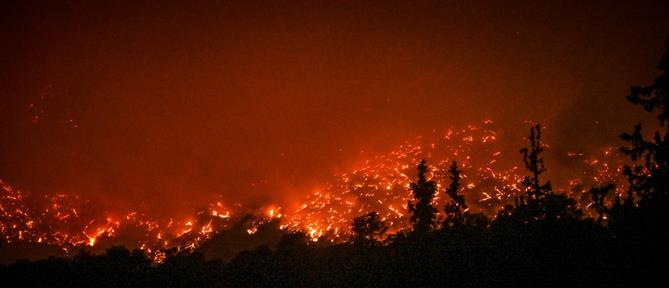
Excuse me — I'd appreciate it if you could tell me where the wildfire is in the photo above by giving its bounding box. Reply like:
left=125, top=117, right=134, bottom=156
left=0, top=120, right=628, bottom=260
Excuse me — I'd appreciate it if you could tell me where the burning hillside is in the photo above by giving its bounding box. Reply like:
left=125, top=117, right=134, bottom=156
left=1, top=120, right=627, bottom=262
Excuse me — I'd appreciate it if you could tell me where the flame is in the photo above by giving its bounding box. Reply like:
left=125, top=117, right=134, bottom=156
left=0, top=120, right=628, bottom=261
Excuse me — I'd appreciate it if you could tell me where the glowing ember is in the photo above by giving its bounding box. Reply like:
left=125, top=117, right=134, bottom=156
left=0, top=120, right=627, bottom=259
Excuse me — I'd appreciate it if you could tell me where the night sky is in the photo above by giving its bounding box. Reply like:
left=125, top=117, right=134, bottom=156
left=1, top=0, right=667, bottom=218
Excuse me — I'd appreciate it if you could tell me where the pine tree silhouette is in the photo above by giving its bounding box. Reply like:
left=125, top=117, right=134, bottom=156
left=613, top=38, right=669, bottom=238
left=444, top=161, right=467, bottom=229
left=513, top=124, right=581, bottom=222
left=520, top=124, right=552, bottom=201
left=620, top=38, right=669, bottom=205
left=408, top=159, right=438, bottom=237
left=514, top=124, right=552, bottom=221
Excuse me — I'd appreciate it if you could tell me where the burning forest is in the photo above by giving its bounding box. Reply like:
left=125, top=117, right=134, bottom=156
left=1, top=1, right=668, bottom=286
left=1, top=119, right=629, bottom=263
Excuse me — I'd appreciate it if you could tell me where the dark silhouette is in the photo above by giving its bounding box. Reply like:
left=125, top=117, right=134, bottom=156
left=408, top=159, right=438, bottom=237
left=590, top=184, right=614, bottom=224
left=519, top=124, right=552, bottom=213
left=618, top=38, right=669, bottom=214
left=508, top=124, right=581, bottom=223
left=444, top=161, right=467, bottom=229
left=351, top=211, right=387, bottom=246
left=608, top=39, right=669, bottom=281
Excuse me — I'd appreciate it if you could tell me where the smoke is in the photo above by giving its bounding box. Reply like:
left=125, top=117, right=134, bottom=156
left=1, top=1, right=667, bottom=220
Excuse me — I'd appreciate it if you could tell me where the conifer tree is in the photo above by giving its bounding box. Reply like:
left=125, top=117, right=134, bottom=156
left=613, top=39, right=669, bottom=234
left=620, top=38, right=669, bottom=205
left=408, top=159, right=438, bottom=236
left=520, top=124, right=552, bottom=201
left=444, top=161, right=467, bottom=228
left=515, top=124, right=580, bottom=222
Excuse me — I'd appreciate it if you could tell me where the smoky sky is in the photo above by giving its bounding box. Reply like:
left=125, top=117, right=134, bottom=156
left=1, top=0, right=667, bottom=217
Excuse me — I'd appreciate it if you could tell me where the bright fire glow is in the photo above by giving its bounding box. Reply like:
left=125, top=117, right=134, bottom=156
left=0, top=120, right=627, bottom=260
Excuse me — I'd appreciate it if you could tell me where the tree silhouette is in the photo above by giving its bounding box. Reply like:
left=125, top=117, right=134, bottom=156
left=351, top=211, right=387, bottom=246
left=512, top=124, right=581, bottom=222
left=408, top=159, right=438, bottom=237
left=590, top=184, right=614, bottom=225
left=520, top=124, right=552, bottom=201
left=512, top=124, right=552, bottom=221
left=613, top=38, right=669, bottom=239
left=276, top=231, right=309, bottom=252
left=444, top=161, right=467, bottom=229
left=620, top=38, right=669, bottom=207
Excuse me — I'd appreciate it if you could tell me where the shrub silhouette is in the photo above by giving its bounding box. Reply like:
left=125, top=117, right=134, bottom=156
left=351, top=211, right=387, bottom=246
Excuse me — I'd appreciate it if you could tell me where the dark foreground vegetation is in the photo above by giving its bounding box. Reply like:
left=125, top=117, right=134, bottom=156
left=1, top=40, right=668, bottom=287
